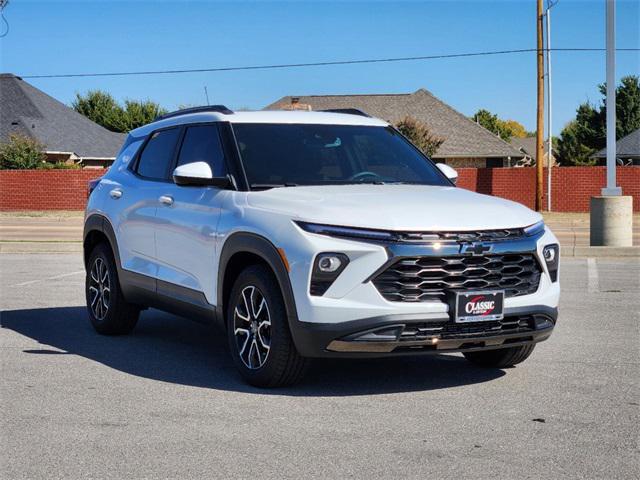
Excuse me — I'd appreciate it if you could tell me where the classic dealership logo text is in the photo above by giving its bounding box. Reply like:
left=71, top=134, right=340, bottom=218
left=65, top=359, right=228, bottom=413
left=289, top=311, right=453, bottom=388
left=465, top=296, right=496, bottom=315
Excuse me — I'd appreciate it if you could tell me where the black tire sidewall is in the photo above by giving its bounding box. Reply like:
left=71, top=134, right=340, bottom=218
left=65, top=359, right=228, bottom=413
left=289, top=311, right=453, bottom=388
left=226, top=265, right=294, bottom=386
left=85, top=243, right=137, bottom=335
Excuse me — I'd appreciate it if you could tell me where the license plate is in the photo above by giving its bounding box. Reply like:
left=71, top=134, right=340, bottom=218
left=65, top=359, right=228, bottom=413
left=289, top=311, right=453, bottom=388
left=454, top=291, right=504, bottom=323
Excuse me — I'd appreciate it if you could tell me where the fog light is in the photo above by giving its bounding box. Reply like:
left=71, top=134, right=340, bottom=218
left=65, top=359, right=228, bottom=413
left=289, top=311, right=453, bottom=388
left=542, top=244, right=559, bottom=283
left=543, top=246, right=556, bottom=262
left=310, top=253, right=350, bottom=296
left=318, top=254, right=342, bottom=273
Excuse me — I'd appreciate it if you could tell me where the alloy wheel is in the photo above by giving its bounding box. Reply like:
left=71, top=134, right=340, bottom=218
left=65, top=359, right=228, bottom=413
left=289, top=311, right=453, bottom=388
left=88, top=257, right=110, bottom=321
left=233, top=285, right=272, bottom=369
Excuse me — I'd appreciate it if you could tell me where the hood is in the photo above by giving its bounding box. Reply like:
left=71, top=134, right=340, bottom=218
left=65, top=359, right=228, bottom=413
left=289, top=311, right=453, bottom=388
left=247, top=184, right=541, bottom=231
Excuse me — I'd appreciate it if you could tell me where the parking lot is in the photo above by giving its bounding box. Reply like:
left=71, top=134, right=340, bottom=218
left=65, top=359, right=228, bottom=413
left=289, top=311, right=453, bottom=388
left=1, top=253, right=638, bottom=479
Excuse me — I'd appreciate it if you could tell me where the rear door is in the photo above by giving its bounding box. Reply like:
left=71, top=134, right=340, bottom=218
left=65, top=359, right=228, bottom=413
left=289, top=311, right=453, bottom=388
left=154, top=123, right=230, bottom=304
left=115, top=127, right=182, bottom=279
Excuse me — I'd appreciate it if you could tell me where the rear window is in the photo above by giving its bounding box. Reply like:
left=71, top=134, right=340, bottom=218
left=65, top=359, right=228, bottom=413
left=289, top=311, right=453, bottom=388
left=136, top=128, right=181, bottom=180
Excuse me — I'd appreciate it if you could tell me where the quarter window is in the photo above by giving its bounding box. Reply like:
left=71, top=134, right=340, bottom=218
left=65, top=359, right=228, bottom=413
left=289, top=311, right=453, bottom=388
left=136, top=128, right=181, bottom=180
left=176, top=125, right=227, bottom=177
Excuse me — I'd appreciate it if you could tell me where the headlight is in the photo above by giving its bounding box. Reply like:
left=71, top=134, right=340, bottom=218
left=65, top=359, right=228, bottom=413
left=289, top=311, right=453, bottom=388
left=295, top=221, right=395, bottom=242
left=310, top=253, right=350, bottom=296
left=524, top=220, right=545, bottom=236
left=543, top=244, right=559, bottom=282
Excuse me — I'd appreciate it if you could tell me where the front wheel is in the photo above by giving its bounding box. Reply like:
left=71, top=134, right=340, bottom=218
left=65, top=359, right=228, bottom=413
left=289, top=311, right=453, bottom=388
left=463, top=344, right=535, bottom=368
left=226, top=265, right=309, bottom=387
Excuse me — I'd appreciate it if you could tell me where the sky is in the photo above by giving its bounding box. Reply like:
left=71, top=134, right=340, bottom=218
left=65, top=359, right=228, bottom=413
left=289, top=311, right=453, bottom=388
left=1, top=0, right=638, bottom=135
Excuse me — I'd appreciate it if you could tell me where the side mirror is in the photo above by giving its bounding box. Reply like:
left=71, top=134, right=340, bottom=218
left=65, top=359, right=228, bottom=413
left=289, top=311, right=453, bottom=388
left=172, top=161, right=229, bottom=187
left=436, top=163, right=458, bottom=185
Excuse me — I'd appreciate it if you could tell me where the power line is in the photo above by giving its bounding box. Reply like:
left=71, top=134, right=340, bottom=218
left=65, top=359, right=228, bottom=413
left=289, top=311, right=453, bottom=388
left=20, top=47, right=640, bottom=80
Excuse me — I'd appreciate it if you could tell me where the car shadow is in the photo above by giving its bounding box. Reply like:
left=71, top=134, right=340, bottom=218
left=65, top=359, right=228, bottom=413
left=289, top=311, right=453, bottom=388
left=1, top=306, right=504, bottom=396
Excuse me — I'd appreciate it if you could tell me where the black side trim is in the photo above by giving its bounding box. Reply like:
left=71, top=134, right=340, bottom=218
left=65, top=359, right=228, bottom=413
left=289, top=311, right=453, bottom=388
left=217, top=232, right=298, bottom=332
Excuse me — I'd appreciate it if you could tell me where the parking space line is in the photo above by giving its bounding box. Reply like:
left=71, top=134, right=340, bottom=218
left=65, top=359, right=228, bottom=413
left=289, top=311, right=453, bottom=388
left=11, top=270, right=85, bottom=287
left=587, top=258, right=599, bottom=293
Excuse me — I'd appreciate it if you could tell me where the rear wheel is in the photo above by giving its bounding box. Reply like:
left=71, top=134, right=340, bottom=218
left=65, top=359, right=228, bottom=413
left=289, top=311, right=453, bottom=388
left=227, top=265, right=309, bottom=387
left=86, top=243, right=140, bottom=335
left=463, top=344, right=535, bottom=368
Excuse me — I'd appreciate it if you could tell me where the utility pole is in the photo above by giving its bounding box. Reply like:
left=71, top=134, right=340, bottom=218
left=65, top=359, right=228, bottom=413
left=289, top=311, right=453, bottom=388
left=536, top=0, right=545, bottom=211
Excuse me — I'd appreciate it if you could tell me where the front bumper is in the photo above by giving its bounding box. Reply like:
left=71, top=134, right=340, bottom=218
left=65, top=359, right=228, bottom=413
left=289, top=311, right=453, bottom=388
left=290, top=305, right=557, bottom=358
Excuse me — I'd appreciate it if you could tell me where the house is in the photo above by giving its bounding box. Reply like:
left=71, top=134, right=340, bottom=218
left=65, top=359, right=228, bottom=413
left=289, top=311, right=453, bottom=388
left=594, top=129, right=640, bottom=166
left=265, top=89, right=524, bottom=168
left=0, top=73, right=124, bottom=167
left=509, top=137, right=557, bottom=167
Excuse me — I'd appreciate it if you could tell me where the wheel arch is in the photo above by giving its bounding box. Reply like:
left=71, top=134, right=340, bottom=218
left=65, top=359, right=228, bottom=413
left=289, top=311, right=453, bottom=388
left=83, top=214, right=121, bottom=272
left=217, top=232, right=298, bottom=332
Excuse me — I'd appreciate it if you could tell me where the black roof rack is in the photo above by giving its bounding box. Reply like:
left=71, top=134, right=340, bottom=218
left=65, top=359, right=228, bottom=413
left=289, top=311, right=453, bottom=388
left=319, top=108, right=370, bottom=118
left=155, top=105, right=234, bottom=121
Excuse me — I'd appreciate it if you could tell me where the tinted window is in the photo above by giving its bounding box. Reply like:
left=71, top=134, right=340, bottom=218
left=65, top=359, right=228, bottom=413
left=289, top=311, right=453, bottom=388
left=232, top=124, right=450, bottom=189
left=136, top=128, right=181, bottom=180
left=176, top=125, right=227, bottom=176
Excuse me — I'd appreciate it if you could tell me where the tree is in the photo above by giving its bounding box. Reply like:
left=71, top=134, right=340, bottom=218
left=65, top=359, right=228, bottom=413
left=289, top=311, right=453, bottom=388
left=557, top=75, right=640, bottom=165
left=0, top=134, right=46, bottom=169
left=471, top=109, right=528, bottom=141
left=73, top=90, right=167, bottom=133
left=395, top=116, right=444, bottom=157
left=556, top=121, right=597, bottom=166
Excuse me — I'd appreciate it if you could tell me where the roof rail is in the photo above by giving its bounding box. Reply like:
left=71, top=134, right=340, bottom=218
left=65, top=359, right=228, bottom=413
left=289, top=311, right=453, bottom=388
left=155, top=105, right=234, bottom=121
left=319, top=108, right=371, bottom=118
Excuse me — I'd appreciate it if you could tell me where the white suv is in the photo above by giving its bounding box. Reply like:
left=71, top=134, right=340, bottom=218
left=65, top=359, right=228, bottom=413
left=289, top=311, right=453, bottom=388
left=84, top=106, right=560, bottom=387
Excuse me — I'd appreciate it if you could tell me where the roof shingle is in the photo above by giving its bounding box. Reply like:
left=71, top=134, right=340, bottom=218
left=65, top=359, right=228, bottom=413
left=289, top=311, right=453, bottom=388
left=265, top=89, right=523, bottom=159
left=594, top=129, right=640, bottom=159
left=0, top=73, right=125, bottom=158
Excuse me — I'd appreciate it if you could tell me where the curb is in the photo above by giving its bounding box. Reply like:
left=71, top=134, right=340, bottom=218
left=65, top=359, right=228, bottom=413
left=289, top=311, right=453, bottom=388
left=0, top=242, right=82, bottom=253
left=561, top=245, right=640, bottom=258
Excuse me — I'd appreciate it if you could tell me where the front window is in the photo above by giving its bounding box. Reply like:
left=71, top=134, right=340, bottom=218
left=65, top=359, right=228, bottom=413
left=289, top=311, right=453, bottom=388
left=232, top=124, right=450, bottom=189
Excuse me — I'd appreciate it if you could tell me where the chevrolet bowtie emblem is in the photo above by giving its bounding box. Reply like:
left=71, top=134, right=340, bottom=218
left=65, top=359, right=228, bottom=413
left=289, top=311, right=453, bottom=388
left=462, top=242, right=492, bottom=256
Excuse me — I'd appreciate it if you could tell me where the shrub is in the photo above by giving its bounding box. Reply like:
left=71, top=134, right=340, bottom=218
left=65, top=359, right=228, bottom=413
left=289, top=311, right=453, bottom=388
left=0, top=134, right=47, bottom=169
left=395, top=116, right=445, bottom=157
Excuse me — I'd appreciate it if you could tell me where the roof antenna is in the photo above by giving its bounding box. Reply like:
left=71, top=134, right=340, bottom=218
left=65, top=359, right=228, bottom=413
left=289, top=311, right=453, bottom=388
left=204, top=86, right=210, bottom=106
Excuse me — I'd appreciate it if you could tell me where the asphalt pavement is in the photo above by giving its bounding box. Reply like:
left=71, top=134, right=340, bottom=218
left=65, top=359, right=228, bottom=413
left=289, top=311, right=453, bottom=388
left=1, top=253, right=638, bottom=479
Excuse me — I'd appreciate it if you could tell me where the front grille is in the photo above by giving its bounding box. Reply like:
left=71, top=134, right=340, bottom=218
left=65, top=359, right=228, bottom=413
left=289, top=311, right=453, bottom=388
left=399, top=316, right=536, bottom=340
left=372, top=254, right=541, bottom=302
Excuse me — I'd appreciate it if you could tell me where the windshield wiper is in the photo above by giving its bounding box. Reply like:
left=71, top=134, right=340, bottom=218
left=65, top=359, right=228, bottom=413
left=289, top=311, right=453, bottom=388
left=250, top=183, right=299, bottom=190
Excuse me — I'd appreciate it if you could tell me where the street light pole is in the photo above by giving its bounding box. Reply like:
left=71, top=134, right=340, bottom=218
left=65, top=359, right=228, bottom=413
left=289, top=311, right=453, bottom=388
left=544, top=2, right=556, bottom=211
left=535, top=0, right=545, bottom=211
left=602, top=0, right=621, bottom=196
left=590, top=0, right=632, bottom=248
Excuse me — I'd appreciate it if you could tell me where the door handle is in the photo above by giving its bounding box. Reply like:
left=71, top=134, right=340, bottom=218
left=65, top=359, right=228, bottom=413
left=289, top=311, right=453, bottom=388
left=159, top=195, right=174, bottom=206
left=109, top=188, right=123, bottom=199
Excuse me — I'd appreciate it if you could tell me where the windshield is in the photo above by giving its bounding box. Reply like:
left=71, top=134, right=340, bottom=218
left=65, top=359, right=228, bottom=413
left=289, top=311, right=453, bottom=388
left=232, top=124, right=451, bottom=189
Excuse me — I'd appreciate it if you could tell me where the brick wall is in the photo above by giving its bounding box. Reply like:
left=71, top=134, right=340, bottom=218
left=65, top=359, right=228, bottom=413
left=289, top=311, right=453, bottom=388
left=0, top=167, right=638, bottom=212
left=0, top=169, right=106, bottom=210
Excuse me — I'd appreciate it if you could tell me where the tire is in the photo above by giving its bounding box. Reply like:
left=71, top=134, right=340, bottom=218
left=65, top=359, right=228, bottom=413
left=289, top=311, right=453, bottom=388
left=85, top=242, right=140, bottom=335
left=226, top=265, right=309, bottom=387
left=463, top=344, right=536, bottom=368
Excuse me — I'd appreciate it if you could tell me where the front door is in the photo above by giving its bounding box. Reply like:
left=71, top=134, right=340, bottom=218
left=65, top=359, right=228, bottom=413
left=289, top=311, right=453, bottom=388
left=155, top=124, right=230, bottom=305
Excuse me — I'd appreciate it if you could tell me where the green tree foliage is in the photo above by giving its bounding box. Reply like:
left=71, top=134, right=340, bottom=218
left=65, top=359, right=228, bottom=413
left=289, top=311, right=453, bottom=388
left=471, top=109, right=528, bottom=141
left=395, top=116, right=445, bottom=157
left=0, top=134, right=46, bottom=169
left=557, top=75, right=640, bottom=166
left=72, top=90, right=167, bottom=133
